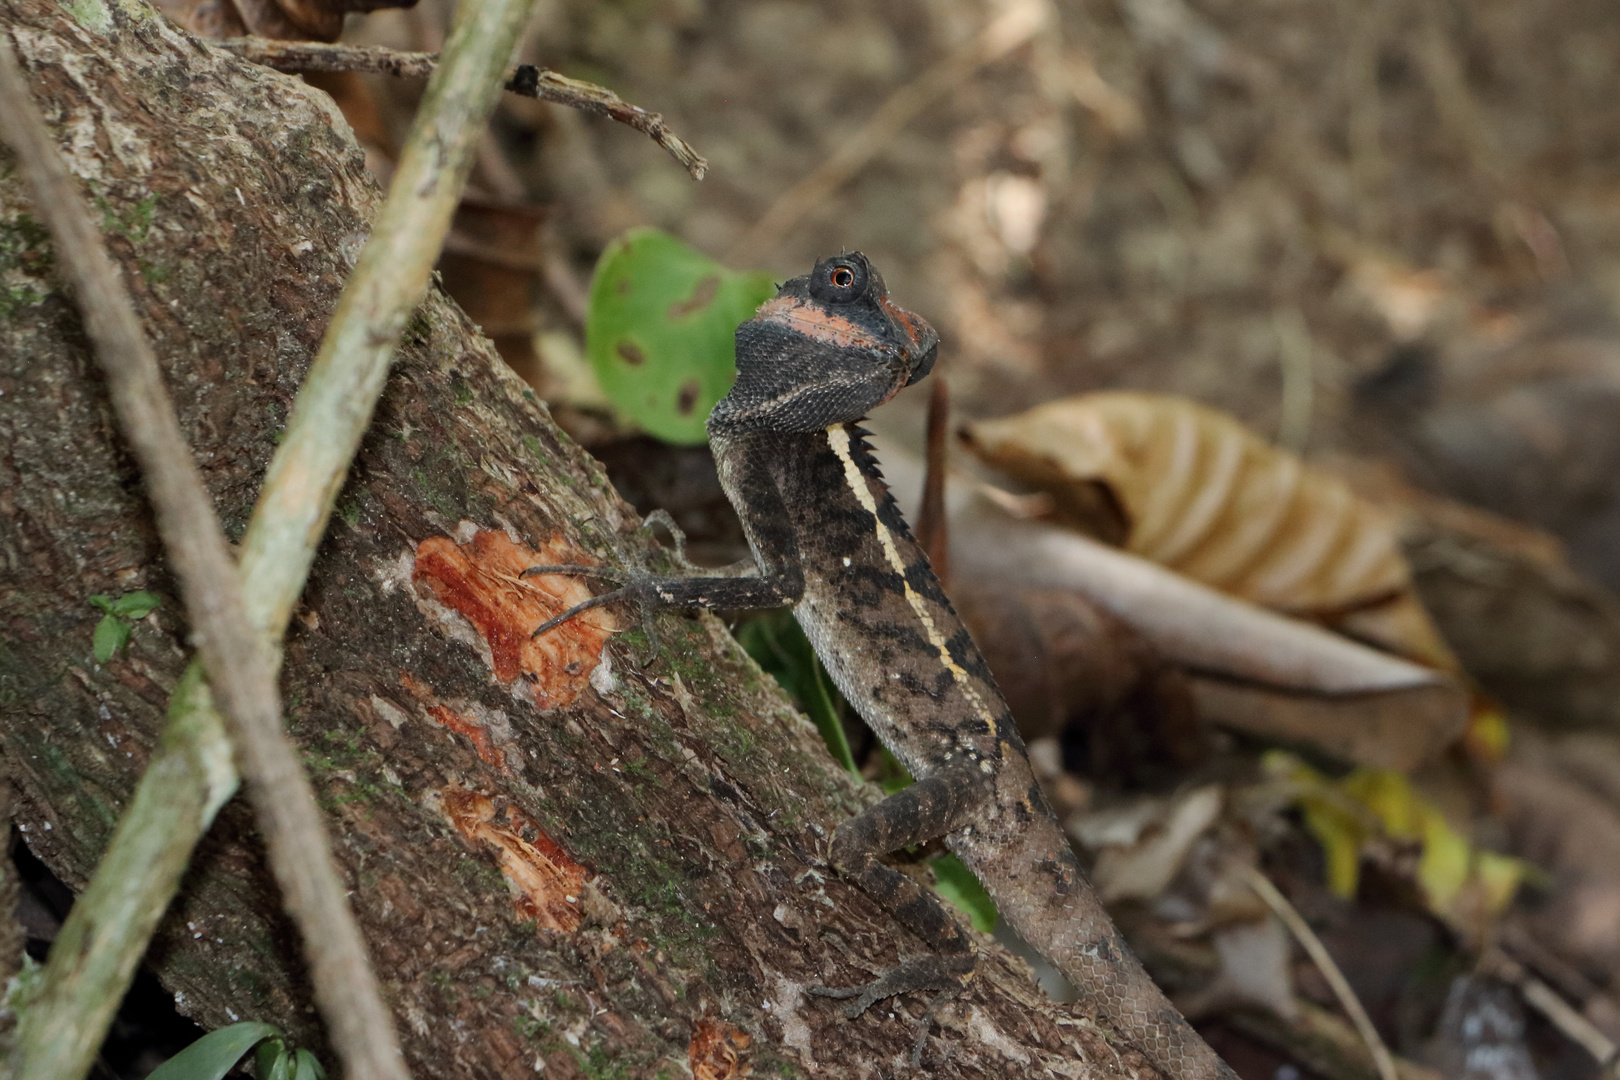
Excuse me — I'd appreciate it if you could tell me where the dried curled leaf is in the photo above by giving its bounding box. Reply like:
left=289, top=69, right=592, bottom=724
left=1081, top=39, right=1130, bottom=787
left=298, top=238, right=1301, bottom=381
left=963, top=392, right=1457, bottom=667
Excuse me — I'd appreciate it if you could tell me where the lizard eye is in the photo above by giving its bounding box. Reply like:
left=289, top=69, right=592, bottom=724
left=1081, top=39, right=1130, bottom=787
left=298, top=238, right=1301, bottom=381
left=809, top=256, right=869, bottom=303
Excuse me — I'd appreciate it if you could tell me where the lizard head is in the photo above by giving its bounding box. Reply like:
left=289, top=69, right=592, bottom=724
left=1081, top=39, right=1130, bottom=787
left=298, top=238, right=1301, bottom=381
left=708, top=252, right=939, bottom=435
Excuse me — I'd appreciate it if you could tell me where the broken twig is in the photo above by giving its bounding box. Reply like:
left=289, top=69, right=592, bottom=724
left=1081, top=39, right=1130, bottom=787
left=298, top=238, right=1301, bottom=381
left=216, top=38, right=708, bottom=180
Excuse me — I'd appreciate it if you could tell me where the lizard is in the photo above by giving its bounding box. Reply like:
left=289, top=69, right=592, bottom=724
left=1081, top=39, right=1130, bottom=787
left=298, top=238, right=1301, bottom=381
left=528, top=252, right=1238, bottom=1080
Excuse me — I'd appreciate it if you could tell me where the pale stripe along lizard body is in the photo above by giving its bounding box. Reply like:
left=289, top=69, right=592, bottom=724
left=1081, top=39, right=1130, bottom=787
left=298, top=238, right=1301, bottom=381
left=531, top=253, right=1236, bottom=1079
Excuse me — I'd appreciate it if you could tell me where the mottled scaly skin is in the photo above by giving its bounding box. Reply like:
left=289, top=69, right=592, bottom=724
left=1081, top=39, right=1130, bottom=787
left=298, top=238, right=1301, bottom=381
left=713, top=423, right=1235, bottom=1080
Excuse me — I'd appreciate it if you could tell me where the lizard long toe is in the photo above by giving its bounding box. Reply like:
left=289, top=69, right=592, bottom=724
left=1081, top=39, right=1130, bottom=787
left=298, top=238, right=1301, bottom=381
left=808, top=952, right=975, bottom=1019
left=810, top=955, right=973, bottom=1068
left=530, top=590, right=627, bottom=639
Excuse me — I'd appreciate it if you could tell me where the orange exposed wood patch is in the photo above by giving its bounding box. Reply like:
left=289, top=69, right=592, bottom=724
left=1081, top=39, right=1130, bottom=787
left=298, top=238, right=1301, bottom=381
left=440, top=785, right=586, bottom=932
left=413, top=529, right=618, bottom=707
left=688, top=1018, right=751, bottom=1080
left=427, top=705, right=505, bottom=772
left=398, top=674, right=517, bottom=773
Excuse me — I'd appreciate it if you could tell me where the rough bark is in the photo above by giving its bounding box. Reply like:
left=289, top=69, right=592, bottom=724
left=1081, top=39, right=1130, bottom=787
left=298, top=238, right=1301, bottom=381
left=0, top=2, right=1143, bottom=1077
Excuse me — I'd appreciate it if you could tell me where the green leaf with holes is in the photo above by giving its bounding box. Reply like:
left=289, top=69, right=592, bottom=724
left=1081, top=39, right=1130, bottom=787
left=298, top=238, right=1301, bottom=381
left=586, top=227, right=776, bottom=445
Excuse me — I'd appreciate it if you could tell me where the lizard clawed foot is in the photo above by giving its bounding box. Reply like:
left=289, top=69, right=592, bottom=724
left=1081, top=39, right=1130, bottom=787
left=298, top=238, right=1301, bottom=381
left=523, top=510, right=692, bottom=644
left=528, top=589, right=629, bottom=639
left=809, top=953, right=973, bottom=1066
left=524, top=564, right=639, bottom=639
left=525, top=567, right=664, bottom=663
left=523, top=564, right=625, bottom=638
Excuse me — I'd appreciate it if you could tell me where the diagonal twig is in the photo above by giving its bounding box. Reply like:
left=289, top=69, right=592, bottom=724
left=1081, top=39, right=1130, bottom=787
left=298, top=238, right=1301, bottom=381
left=1243, top=864, right=1400, bottom=1080
left=1, top=0, right=540, bottom=1074
left=216, top=38, right=707, bottom=180
left=0, top=36, right=407, bottom=1080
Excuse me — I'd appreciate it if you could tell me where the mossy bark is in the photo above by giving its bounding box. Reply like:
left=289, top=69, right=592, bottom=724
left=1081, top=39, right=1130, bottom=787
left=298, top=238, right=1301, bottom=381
left=0, top=2, right=1138, bottom=1076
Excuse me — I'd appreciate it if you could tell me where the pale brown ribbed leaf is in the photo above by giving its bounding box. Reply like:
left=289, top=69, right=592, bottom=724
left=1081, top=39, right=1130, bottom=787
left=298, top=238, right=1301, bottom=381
left=962, top=392, right=1457, bottom=668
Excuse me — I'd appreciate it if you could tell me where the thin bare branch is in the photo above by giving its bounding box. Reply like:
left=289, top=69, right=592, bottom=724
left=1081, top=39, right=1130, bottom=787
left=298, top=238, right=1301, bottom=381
left=216, top=38, right=708, bottom=180
left=1244, top=865, right=1400, bottom=1080
left=0, top=35, right=406, bottom=1080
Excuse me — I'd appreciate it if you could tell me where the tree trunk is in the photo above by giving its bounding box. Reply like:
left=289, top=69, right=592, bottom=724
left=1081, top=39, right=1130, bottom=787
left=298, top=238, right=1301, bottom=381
left=0, top=3, right=1141, bottom=1076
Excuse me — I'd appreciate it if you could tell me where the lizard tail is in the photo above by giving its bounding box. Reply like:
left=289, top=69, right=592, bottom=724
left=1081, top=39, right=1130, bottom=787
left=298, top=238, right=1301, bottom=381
left=953, top=821, right=1239, bottom=1080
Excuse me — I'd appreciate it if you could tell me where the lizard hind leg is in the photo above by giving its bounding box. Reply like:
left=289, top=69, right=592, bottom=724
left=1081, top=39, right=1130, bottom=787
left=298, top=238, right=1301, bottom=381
left=809, top=762, right=993, bottom=1062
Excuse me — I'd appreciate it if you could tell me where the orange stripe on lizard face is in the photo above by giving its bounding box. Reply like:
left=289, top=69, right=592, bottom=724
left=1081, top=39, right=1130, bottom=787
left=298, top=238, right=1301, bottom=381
left=754, top=295, right=889, bottom=352
left=878, top=295, right=936, bottom=354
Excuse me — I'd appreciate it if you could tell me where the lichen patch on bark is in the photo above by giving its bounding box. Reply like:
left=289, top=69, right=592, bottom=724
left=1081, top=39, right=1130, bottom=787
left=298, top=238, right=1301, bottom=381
left=412, top=528, right=618, bottom=707
left=437, top=785, right=588, bottom=933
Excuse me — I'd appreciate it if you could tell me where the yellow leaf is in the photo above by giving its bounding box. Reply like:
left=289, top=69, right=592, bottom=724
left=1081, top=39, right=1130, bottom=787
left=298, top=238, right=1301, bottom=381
left=1417, top=809, right=1471, bottom=911
left=1278, top=761, right=1530, bottom=933
left=1302, top=801, right=1365, bottom=900
left=1271, top=753, right=1368, bottom=899
left=1463, top=701, right=1512, bottom=763
left=1343, top=769, right=1422, bottom=840
left=1472, top=850, right=1528, bottom=916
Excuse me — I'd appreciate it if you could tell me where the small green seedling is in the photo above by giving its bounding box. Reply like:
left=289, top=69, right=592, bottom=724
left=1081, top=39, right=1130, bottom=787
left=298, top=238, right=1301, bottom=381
left=586, top=227, right=775, bottom=444
left=88, top=590, right=161, bottom=662
left=147, top=1021, right=326, bottom=1080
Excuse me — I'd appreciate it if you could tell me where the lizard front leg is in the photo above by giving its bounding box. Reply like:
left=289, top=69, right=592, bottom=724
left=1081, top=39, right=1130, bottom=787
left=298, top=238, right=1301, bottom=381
left=810, top=758, right=993, bottom=1064
left=526, top=452, right=806, bottom=638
